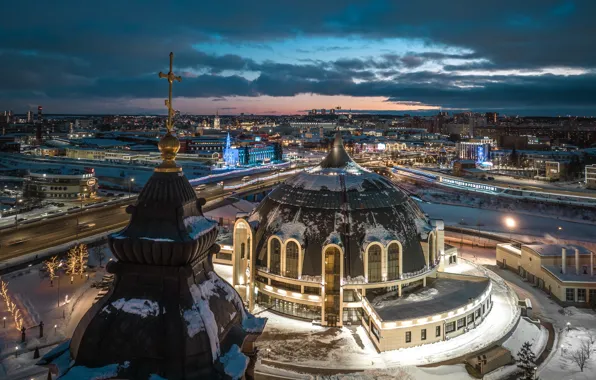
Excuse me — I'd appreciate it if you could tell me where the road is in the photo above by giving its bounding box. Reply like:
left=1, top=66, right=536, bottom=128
left=0, top=176, right=282, bottom=263
left=406, top=165, right=596, bottom=200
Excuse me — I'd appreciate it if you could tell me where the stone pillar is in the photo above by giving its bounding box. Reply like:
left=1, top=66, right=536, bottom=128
left=398, top=284, right=402, bottom=297
left=562, top=248, right=566, bottom=274
left=423, top=277, right=427, bottom=287
left=575, top=248, right=580, bottom=275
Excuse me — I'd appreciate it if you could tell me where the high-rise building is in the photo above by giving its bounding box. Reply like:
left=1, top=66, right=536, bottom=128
left=213, top=110, right=220, bottom=129
left=37, top=106, right=43, bottom=123
left=321, top=109, right=326, bottom=115
left=330, top=109, right=335, bottom=115
left=26, top=110, right=33, bottom=123
left=485, top=112, right=498, bottom=124
left=311, top=109, right=317, bottom=115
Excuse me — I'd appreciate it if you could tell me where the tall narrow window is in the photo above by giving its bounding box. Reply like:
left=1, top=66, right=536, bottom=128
left=286, top=241, right=299, bottom=279
left=368, top=245, right=382, bottom=282
left=240, top=243, right=245, bottom=259
left=270, top=238, right=281, bottom=275
left=387, top=243, right=400, bottom=280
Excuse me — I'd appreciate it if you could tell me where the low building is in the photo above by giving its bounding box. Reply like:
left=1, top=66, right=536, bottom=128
left=453, top=160, right=477, bottom=176
left=586, top=164, right=596, bottom=189
left=545, top=160, right=569, bottom=180
left=497, top=243, right=595, bottom=306
left=23, top=168, right=98, bottom=200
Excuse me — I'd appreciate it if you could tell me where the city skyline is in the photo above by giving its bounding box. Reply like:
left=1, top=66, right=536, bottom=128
left=1, top=1, right=596, bottom=116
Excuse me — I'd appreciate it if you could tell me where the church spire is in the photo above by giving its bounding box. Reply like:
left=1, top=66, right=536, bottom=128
left=156, top=52, right=182, bottom=172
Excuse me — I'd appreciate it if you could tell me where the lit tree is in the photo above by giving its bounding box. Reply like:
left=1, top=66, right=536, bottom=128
left=0, top=280, right=9, bottom=302
left=517, top=341, right=537, bottom=380
left=66, top=246, right=79, bottom=283
left=44, top=256, right=59, bottom=287
left=76, top=243, right=89, bottom=278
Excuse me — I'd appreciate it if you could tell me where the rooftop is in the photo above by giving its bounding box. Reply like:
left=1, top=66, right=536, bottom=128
left=367, top=276, right=490, bottom=322
left=542, top=265, right=596, bottom=282
left=524, top=243, right=592, bottom=257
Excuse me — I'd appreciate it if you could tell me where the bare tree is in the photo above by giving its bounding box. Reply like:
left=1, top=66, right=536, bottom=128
left=77, top=243, right=89, bottom=278
left=581, top=338, right=594, bottom=360
left=92, top=245, right=107, bottom=268
left=570, top=343, right=590, bottom=372
left=44, top=256, right=59, bottom=286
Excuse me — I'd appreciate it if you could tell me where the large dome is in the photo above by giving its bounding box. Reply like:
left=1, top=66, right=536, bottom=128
left=248, top=133, right=432, bottom=278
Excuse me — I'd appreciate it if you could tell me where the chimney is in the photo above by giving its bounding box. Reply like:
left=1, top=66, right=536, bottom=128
left=561, top=248, right=566, bottom=274
left=575, top=248, right=580, bottom=275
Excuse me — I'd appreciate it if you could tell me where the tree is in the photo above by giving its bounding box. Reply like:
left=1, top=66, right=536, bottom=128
left=44, top=256, right=59, bottom=287
left=66, top=246, right=79, bottom=283
left=517, top=341, right=537, bottom=380
left=92, top=245, right=107, bottom=268
left=76, top=243, right=89, bottom=278
left=570, top=344, right=589, bottom=372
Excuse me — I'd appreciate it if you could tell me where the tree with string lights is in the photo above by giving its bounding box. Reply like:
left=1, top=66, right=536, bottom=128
left=44, top=256, right=59, bottom=287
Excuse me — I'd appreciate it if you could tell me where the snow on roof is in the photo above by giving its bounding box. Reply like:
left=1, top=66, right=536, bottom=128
left=37, top=340, right=71, bottom=374
left=219, top=344, right=249, bottom=380
left=103, top=298, right=160, bottom=318
left=324, top=230, right=342, bottom=246
left=275, top=221, right=306, bottom=244
left=525, top=243, right=592, bottom=256
left=188, top=281, right=220, bottom=361
left=362, top=223, right=398, bottom=247
left=542, top=265, right=596, bottom=282
left=183, top=216, right=217, bottom=239
left=140, top=237, right=174, bottom=242
left=242, top=315, right=267, bottom=334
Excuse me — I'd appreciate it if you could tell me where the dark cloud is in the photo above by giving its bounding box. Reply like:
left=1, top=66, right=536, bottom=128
left=1, top=0, right=596, bottom=114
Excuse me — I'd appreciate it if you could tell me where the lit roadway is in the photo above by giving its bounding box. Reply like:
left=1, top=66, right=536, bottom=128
left=0, top=173, right=287, bottom=263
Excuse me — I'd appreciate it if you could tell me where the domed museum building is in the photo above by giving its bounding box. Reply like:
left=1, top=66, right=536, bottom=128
left=232, top=133, right=493, bottom=352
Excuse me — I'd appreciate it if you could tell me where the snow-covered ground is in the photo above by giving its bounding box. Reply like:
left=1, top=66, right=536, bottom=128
left=0, top=244, right=114, bottom=378
left=541, top=326, right=596, bottom=380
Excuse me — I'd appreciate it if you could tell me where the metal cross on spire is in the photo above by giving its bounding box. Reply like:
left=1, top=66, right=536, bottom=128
left=158, top=52, right=182, bottom=132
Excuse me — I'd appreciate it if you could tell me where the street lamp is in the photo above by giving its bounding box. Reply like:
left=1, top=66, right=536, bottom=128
left=129, top=178, right=135, bottom=198
left=504, top=217, right=516, bottom=242
left=14, top=197, right=23, bottom=228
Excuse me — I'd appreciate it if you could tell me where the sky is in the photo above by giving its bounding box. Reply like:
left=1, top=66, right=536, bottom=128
left=1, top=0, right=596, bottom=116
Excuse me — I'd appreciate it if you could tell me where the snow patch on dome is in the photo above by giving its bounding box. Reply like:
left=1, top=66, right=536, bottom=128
left=108, top=298, right=160, bottom=318
left=362, top=223, right=398, bottom=247
left=275, top=221, right=306, bottom=244
left=183, top=216, right=217, bottom=239
left=324, top=230, right=342, bottom=246
left=219, top=344, right=249, bottom=380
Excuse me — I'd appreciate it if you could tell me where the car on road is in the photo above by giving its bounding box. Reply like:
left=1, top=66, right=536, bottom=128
left=196, top=184, right=206, bottom=191
left=242, top=176, right=251, bottom=182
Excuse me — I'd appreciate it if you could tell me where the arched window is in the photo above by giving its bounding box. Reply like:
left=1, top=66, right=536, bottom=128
left=270, top=238, right=281, bottom=275
left=387, top=243, right=400, bottom=280
left=368, top=245, right=382, bottom=282
left=285, top=241, right=299, bottom=279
